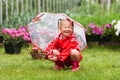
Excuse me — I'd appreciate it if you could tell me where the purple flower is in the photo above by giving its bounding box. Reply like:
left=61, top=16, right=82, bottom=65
left=18, top=26, right=27, bottom=32
left=92, top=26, right=104, bottom=35
left=6, top=28, right=17, bottom=38
left=98, top=27, right=104, bottom=35
left=88, top=23, right=96, bottom=29
left=2, top=27, right=8, bottom=34
left=92, top=26, right=99, bottom=34
left=23, top=33, right=30, bottom=41
left=106, top=24, right=112, bottom=29
left=16, top=30, right=23, bottom=37
left=1, top=26, right=30, bottom=44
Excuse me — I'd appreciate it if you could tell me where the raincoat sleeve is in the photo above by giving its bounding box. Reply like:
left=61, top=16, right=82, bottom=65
left=45, top=38, right=59, bottom=58
left=58, top=37, right=80, bottom=62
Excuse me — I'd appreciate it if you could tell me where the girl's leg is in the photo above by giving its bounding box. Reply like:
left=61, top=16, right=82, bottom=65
left=70, top=49, right=82, bottom=71
left=50, top=49, right=64, bottom=70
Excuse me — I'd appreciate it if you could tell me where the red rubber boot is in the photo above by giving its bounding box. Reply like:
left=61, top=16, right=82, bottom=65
left=53, top=61, right=64, bottom=70
left=71, top=60, right=80, bottom=72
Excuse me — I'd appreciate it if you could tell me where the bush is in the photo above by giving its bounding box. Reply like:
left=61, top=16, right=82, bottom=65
left=70, top=13, right=120, bottom=42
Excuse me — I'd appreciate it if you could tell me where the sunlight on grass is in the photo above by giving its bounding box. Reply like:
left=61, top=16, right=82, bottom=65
left=0, top=45, right=120, bottom=80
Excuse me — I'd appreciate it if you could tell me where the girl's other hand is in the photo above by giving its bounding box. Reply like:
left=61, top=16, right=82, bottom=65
left=48, top=55, right=57, bottom=62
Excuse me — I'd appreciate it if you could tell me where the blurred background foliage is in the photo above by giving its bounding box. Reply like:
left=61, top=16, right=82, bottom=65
left=1, top=0, right=120, bottom=27
left=0, top=0, right=120, bottom=42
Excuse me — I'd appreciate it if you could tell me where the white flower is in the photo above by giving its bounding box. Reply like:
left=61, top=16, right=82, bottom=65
left=118, top=20, right=120, bottom=23
left=114, top=21, right=120, bottom=36
left=111, top=20, right=116, bottom=25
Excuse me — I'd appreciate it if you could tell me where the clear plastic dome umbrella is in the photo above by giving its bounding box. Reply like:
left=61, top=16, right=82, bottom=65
left=27, top=13, right=87, bottom=52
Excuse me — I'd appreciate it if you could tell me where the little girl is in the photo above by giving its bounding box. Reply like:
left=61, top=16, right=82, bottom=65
left=45, top=19, right=82, bottom=71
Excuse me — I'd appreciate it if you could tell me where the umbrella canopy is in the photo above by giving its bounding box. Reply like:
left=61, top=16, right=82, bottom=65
left=27, top=13, right=87, bottom=51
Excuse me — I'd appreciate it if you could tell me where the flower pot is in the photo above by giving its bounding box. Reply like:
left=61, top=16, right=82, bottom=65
left=0, top=35, right=3, bottom=43
left=4, top=42, right=22, bottom=54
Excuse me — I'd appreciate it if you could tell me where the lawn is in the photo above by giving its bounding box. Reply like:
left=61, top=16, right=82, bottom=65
left=0, top=45, right=120, bottom=80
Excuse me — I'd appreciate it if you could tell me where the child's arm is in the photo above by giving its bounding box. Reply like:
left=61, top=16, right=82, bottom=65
left=45, top=38, right=59, bottom=58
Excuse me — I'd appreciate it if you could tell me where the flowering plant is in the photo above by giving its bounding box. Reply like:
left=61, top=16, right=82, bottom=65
left=1, top=26, right=30, bottom=44
left=111, top=20, right=120, bottom=36
left=87, top=23, right=113, bottom=37
left=86, top=23, right=114, bottom=42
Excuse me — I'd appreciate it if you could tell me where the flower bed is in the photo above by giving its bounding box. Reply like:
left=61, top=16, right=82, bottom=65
left=86, top=20, right=120, bottom=44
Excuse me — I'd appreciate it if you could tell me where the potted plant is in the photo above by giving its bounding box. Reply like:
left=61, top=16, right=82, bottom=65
left=1, top=26, right=30, bottom=54
left=0, top=32, right=4, bottom=43
left=0, top=25, right=4, bottom=43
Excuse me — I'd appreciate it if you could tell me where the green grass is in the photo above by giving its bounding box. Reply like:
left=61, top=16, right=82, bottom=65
left=0, top=45, right=120, bottom=80
left=71, top=13, right=120, bottom=27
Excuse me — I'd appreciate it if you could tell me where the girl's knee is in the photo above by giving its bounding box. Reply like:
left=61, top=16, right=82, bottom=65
left=70, top=49, right=80, bottom=56
left=70, top=49, right=82, bottom=61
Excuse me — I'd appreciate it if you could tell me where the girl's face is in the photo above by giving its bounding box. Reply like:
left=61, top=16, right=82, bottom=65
left=59, top=20, right=73, bottom=38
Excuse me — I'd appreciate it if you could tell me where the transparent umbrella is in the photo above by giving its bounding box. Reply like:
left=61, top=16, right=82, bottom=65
left=27, top=13, right=87, bottom=51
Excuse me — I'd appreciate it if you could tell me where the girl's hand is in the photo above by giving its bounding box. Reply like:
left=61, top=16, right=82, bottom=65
left=48, top=55, right=57, bottom=62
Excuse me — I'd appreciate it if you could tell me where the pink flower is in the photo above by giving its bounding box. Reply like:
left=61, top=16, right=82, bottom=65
left=1, top=26, right=30, bottom=44
left=98, top=27, right=104, bottom=35
left=92, top=26, right=99, bottom=34
left=1, top=27, right=8, bottom=34
left=88, top=23, right=96, bottom=29
left=106, top=24, right=112, bottom=29
left=18, top=26, right=27, bottom=32
left=16, top=30, right=23, bottom=37
left=23, top=33, right=30, bottom=41
left=6, top=28, right=17, bottom=38
left=92, top=26, right=104, bottom=35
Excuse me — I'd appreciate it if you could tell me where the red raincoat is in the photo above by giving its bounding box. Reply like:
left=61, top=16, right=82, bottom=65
left=45, top=33, right=81, bottom=62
